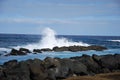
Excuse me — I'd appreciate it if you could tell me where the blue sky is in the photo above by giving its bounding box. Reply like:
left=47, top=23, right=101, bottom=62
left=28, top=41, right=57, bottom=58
left=0, top=0, right=120, bottom=36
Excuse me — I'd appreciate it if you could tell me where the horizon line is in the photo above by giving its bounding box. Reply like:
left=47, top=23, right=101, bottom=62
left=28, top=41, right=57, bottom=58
left=0, top=32, right=119, bottom=37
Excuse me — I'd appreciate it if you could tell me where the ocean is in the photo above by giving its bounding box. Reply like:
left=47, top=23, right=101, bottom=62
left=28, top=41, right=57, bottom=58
left=0, top=33, right=120, bottom=64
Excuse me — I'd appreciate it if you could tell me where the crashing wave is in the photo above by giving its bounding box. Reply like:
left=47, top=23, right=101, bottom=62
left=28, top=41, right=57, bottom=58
left=14, top=27, right=90, bottom=50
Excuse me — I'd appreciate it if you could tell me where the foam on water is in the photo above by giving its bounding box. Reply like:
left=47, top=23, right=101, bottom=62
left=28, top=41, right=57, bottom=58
left=109, top=40, right=120, bottom=42
left=14, top=28, right=89, bottom=50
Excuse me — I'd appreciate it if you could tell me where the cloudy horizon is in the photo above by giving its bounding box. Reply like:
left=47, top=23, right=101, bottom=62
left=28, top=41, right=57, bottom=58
left=0, top=0, right=120, bottom=36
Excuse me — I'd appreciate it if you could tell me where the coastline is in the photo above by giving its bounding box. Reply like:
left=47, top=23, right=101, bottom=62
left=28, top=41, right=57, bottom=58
left=0, top=54, right=120, bottom=80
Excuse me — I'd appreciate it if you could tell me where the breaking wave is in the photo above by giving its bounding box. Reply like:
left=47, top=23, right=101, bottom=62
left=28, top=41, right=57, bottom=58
left=15, top=28, right=90, bottom=50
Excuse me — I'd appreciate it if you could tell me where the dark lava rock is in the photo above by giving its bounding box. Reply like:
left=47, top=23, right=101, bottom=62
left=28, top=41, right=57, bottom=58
left=27, top=59, right=47, bottom=80
left=4, top=60, right=18, bottom=68
left=97, top=54, right=120, bottom=72
left=71, top=54, right=101, bottom=74
left=53, top=46, right=69, bottom=52
left=19, top=48, right=31, bottom=53
left=1, top=54, right=120, bottom=80
left=87, top=45, right=107, bottom=51
left=33, top=49, right=42, bottom=53
left=68, top=46, right=86, bottom=52
left=41, top=48, right=52, bottom=52
left=3, top=60, right=30, bottom=80
left=10, top=49, right=27, bottom=55
left=52, top=45, right=107, bottom=52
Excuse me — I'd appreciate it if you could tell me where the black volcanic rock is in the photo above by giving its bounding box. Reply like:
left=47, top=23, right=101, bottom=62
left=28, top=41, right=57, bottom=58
left=0, top=54, right=120, bottom=80
left=33, top=49, right=42, bottom=53
left=41, top=48, right=52, bottom=52
left=52, top=45, right=107, bottom=52
left=68, top=46, right=86, bottom=52
left=28, top=59, right=47, bottom=80
left=87, top=45, right=107, bottom=51
left=53, top=46, right=69, bottom=52
left=3, top=60, right=30, bottom=80
left=10, top=49, right=27, bottom=55
left=19, top=48, right=31, bottom=53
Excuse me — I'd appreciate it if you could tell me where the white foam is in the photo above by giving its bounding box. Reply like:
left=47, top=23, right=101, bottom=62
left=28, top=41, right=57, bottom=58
left=109, top=40, right=120, bottom=42
left=14, top=27, right=90, bottom=50
left=0, top=48, right=11, bottom=52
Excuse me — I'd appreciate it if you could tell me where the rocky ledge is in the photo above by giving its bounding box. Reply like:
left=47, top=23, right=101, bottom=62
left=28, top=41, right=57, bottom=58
left=0, top=54, right=120, bottom=80
left=8, top=45, right=107, bottom=55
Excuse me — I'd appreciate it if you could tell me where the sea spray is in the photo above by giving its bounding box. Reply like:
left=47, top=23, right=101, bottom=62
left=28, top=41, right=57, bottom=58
left=14, top=27, right=89, bottom=50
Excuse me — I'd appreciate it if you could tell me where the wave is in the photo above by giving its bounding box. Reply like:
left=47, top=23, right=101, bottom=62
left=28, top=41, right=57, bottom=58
left=14, top=27, right=90, bottom=50
left=109, top=40, right=120, bottom=42
left=0, top=48, right=11, bottom=52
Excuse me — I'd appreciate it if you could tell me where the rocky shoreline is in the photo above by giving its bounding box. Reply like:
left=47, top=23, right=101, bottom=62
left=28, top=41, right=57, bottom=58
left=8, top=45, right=107, bottom=56
left=0, top=54, right=120, bottom=80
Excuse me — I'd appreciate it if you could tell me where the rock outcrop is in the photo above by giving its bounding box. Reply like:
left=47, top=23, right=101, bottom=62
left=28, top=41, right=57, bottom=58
left=9, top=48, right=31, bottom=55
left=7, top=45, right=107, bottom=55
left=0, top=54, right=120, bottom=80
left=53, top=45, right=107, bottom=52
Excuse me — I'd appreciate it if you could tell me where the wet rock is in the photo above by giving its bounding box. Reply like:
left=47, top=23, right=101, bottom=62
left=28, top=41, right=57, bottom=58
left=41, top=48, right=52, bottom=52
left=33, top=49, right=42, bottom=53
left=53, top=46, right=69, bottom=52
left=87, top=45, right=107, bottom=51
left=68, top=46, right=85, bottom=52
left=52, top=45, right=107, bottom=52
left=19, top=48, right=31, bottom=53
left=10, top=49, right=26, bottom=55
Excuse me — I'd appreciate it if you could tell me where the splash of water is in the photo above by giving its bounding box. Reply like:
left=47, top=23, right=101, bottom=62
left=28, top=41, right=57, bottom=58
left=15, top=27, right=89, bottom=50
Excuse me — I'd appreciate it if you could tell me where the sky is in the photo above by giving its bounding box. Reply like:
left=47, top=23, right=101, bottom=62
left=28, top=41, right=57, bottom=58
left=0, top=0, right=120, bottom=36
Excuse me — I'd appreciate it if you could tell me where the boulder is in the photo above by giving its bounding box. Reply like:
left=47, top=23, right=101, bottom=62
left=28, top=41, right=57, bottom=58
left=52, top=45, right=107, bottom=52
left=33, top=49, right=42, bottom=53
left=0, top=66, right=6, bottom=80
left=10, top=49, right=26, bottom=55
left=53, top=46, right=69, bottom=52
left=97, top=54, right=120, bottom=72
left=68, top=46, right=84, bottom=52
left=0, top=54, right=120, bottom=80
left=3, top=60, right=30, bottom=80
left=71, top=54, right=101, bottom=74
left=41, top=48, right=52, bottom=52
left=19, top=48, right=31, bottom=53
left=27, top=59, right=47, bottom=80
left=87, top=45, right=107, bottom=51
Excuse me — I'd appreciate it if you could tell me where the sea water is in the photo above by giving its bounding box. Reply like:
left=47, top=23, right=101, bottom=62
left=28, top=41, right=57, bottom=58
left=0, top=28, right=120, bottom=64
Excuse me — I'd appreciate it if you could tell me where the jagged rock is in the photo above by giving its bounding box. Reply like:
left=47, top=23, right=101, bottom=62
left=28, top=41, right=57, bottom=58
left=98, top=54, right=120, bottom=71
left=71, top=54, right=101, bottom=74
left=33, top=49, right=42, bottom=53
left=68, top=46, right=85, bottom=52
left=41, top=48, right=52, bottom=52
left=87, top=45, right=107, bottom=51
left=10, top=49, right=26, bottom=55
left=0, top=54, right=120, bottom=80
left=3, top=60, right=30, bottom=80
left=28, top=59, right=47, bottom=80
left=19, top=48, right=31, bottom=53
left=52, top=45, right=107, bottom=52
